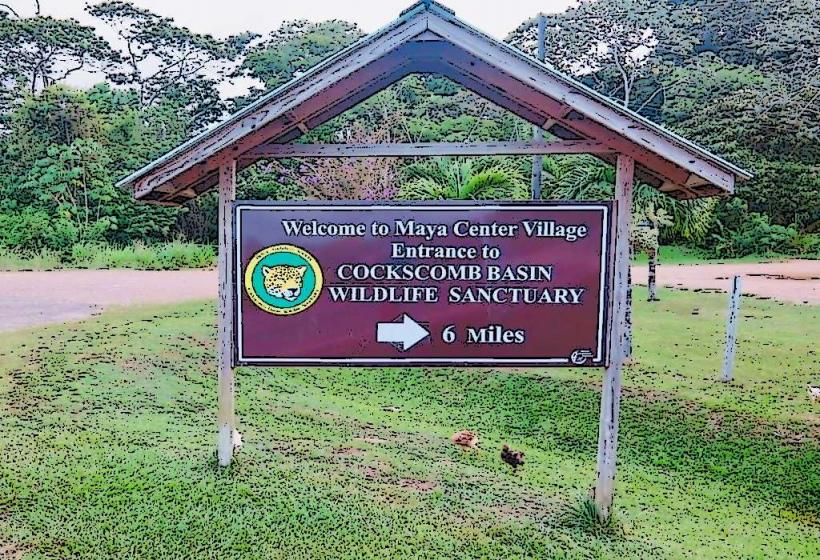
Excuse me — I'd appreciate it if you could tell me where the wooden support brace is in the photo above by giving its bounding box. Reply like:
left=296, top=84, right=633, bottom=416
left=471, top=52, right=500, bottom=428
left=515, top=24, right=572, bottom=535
left=595, top=153, right=634, bottom=519
left=217, top=160, right=237, bottom=467
left=531, top=14, right=547, bottom=201
left=242, top=140, right=615, bottom=159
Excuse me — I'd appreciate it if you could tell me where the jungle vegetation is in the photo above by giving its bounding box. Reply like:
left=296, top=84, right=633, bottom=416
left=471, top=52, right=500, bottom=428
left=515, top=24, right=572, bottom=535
left=0, top=0, right=817, bottom=265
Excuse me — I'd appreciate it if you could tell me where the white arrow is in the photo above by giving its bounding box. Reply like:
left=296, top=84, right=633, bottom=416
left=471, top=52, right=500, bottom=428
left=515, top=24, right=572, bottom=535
left=376, top=314, right=430, bottom=352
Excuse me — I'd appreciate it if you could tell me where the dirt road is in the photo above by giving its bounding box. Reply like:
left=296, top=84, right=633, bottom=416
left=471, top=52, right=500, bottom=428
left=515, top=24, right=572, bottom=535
left=1, top=260, right=817, bottom=332
left=0, top=269, right=215, bottom=333
left=631, top=260, right=819, bottom=305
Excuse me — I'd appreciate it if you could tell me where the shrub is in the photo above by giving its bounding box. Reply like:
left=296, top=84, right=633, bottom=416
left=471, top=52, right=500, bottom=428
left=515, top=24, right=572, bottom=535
left=69, top=241, right=216, bottom=270
left=0, top=246, right=63, bottom=271
left=707, top=199, right=820, bottom=258
left=0, top=209, right=79, bottom=254
left=154, top=241, right=215, bottom=270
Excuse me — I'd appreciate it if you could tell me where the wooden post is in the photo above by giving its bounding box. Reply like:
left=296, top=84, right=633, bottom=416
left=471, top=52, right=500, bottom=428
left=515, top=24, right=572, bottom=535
left=625, top=264, right=633, bottom=358
left=217, top=160, right=237, bottom=467
left=595, top=154, right=633, bottom=519
left=647, top=248, right=659, bottom=302
left=721, top=275, right=742, bottom=383
left=530, top=14, right=546, bottom=200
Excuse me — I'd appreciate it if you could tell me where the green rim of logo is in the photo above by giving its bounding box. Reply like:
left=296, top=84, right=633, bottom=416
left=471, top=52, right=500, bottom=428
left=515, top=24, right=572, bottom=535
left=244, top=244, right=323, bottom=316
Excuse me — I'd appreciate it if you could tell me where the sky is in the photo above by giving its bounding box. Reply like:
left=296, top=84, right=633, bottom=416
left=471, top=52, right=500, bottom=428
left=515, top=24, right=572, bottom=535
left=5, top=0, right=577, bottom=94
left=9, top=1, right=575, bottom=39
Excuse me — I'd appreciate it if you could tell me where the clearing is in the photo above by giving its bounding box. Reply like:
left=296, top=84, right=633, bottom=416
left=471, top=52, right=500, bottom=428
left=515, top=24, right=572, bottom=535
left=632, top=259, right=820, bottom=305
left=0, top=290, right=817, bottom=559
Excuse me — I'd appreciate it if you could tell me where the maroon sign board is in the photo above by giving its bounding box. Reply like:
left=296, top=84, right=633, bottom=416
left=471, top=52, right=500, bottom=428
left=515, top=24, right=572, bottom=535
left=234, top=202, right=614, bottom=367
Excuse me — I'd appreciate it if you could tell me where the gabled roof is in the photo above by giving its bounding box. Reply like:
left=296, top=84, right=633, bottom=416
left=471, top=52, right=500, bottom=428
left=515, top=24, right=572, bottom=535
left=120, top=0, right=751, bottom=205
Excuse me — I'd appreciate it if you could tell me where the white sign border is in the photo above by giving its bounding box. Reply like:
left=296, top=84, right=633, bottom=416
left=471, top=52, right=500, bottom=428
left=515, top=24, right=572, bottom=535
left=234, top=203, right=611, bottom=367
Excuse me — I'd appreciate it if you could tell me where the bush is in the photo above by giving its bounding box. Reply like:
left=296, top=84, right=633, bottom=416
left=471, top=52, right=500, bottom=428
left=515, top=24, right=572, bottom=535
left=707, top=199, right=820, bottom=258
left=0, top=246, right=63, bottom=271
left=0, top=209, right=79, bottom=254
left=70, top=241, right=216, bottom=270
left=1, top=242, right=216, bottom=271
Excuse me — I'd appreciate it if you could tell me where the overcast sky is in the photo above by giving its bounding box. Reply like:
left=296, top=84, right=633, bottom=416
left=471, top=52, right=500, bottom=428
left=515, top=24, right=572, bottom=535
left=8, top=0, right=575, bottom=39
left=6, top=0, right=576, bottom=94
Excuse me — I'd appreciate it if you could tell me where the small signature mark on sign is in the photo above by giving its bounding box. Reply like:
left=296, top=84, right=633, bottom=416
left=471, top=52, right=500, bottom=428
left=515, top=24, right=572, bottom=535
left=571, top=349, right=595, bottom=366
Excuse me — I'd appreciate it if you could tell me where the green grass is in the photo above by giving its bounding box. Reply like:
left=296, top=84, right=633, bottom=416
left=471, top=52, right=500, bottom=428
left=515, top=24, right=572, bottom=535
left=0, top=242, right=216, bottom=271
left=0, top=292, right=817, bottom=559
left=631, top=245, right=801, bottom=265
left=0, top=247, right=63, bottom=271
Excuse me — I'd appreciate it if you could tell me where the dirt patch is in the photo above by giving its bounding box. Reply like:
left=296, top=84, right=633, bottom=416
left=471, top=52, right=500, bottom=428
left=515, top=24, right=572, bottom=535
left=398, top=478, right=438, bottom=492
left=631, top=260, right=819, bottom=305
left=334, top=447, right=366, bottom=457
left=0, top=542, right=29, bottom=560
left=0, top=269, right=216, bottom=332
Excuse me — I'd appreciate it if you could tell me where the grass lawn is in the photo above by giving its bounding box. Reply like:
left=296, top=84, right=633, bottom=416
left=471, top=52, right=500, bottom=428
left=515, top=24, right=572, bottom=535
left=630, top=245, right=800, bottom=265
left=0, top=291, right=817, bottom=559
left=0, top=242, right=215, bottom=272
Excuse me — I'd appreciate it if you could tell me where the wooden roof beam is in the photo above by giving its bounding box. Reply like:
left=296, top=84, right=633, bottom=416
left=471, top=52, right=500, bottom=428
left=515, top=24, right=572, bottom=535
left=242, top=140, right=615, bottom=159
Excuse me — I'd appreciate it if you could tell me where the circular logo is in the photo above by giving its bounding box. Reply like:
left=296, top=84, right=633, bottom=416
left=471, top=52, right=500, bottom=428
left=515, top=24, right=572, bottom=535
left=244, top=245, right=323, bottom=316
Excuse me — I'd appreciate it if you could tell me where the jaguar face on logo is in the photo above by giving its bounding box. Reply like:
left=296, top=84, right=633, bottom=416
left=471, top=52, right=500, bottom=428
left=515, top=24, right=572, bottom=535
left=262, top=265, right=306, bottom=301
left=244, top=245, right=323, bottom=316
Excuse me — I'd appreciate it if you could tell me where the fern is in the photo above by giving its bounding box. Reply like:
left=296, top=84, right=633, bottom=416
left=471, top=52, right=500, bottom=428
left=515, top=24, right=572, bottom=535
left=399, top=157, right=527, bottom=201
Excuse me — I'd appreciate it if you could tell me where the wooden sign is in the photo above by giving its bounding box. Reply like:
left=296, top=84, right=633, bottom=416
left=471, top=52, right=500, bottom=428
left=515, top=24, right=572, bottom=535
left=234, top=202, right=614, bottom=367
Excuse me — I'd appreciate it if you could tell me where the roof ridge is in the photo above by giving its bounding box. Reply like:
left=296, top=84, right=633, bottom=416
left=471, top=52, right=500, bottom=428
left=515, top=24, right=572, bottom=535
left=400, top=1, right=456, bottom=18
left=121, top=0, right=751, bottom=203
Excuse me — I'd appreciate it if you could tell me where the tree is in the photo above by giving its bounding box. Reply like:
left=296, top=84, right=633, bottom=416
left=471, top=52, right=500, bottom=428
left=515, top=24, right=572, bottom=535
left=19, top=139, right=119, bottom=244
left=88, top=1, right=255, bottom=130
left=0, top=85, right=180, bottom=250
left=1, top=86, right=103, bottom=176
left=631, top=205, right=673, bottom=301
left=0, top=12, right=117, bottom=101
left=543, top=154, right=716, bottom=318
left=544, top=155, right=716, bottom=243
left=240, top=20, right=362, bottom=90
left=508, top=0, right=701, bottom=110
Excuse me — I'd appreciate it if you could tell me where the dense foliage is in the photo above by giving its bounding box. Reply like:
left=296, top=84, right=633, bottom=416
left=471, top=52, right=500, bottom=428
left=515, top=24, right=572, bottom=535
left=0, top=0, right=817, bottom=261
